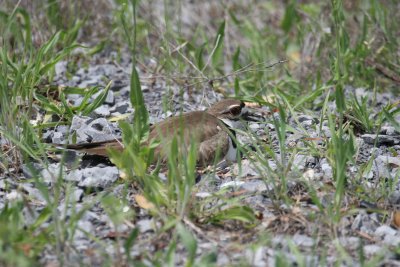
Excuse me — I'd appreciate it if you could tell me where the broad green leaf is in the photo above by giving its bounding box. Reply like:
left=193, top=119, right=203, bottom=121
left=130, top=67, right=149, bottom=142
left=31, top=206, right=52, bottom=229
left=211, top=20, right=225, bottom=68
left=124, top=228, right=139, bottom=261
left=234, top=77, right=240, bottom=96
left=195, top=43, right=205, bottom=70
left=211, top=206, right=255, bottom=224
left=33, top=91, right=62, bottom=114
left=232, top=47, right=241, bottom=71
left=281, top=0, right=298, bottom=33
left=82, top=81, right=112, bottom=115
left=59, top=92, right=74, bottom=119
left=177, top=223, right=197, bottom=267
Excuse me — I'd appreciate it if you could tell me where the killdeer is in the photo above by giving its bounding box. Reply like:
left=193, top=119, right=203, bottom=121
left=65, top=99, right=251, bottom=166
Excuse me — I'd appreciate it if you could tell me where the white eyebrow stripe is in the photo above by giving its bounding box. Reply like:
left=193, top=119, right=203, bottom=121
left=228, top=105, right=241, bottom=109
left=221, top=104, right=241, bottom=114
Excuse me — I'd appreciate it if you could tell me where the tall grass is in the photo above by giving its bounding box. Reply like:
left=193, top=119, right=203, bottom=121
left=0, top=2, right=90, bottom=265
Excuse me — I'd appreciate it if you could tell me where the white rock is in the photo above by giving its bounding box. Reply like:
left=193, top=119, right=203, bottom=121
left=378, top=156, right=400, bottom=167
left=74, top=220, right=93, bottom=239
left=302, top=169, right=315, bottom=181
left=363, top=244, right=385, bottom=257
left=337, top=237, right=360, bottom=250
left=240, top=180, right=267, bottom=193
left=195, top=192, right=212, bottom=198
left=245, top=246, right=266, bottom=267
left=137, top=219, right=155, bottom=233
left=55, top=61, right=67, bottom=76
left=293, top=154, right=307, bottom=171
left=40, top=163, right=62, bottom=184
left=65, top=169, right=84, bottom=182
left=94, top=105, right=111, bottom=117
left=298, top=115, right=314, bottom=123
left=79, top=166, right=119, bottom=188
left=220, top=181, right=245, bottom=189
left=320, top=158, right=332, bottom=179
left=383, top=234, right=400, bottom=246
left=293, top=234, right=314, bottom=247
left=375, top=225, right=397, bottom=237
left=6, top=190, right=23, bottom=201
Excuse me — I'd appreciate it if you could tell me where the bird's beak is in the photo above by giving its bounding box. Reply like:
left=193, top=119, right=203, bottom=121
left=241, top=107, right=264, bottom=122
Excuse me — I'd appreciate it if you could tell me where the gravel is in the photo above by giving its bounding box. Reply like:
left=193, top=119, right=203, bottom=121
left=2, top=55, right=400, bottom=266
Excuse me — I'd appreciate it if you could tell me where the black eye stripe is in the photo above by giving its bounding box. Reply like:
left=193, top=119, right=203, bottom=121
left=229, top=106, right=242, bottom=115
left=220, top=105, right=242, bottom=115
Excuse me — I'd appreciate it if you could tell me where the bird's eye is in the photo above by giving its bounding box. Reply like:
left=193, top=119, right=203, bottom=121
left=229, top=106, right=242, bottom=116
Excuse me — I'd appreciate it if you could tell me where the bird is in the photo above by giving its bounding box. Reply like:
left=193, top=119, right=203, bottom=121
left=63, top=99, right=253, bottom=166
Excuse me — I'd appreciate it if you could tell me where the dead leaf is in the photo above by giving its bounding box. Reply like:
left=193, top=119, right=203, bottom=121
left=105, top=231, right=128, bottom=239
left=292, top=206, right=302, bottom=214
left=288, top=50, right=300, bottom=69
left=119, top=170, right=127, bottom=180
left=19, top=243, right=32, bottom=256
left=392, top=210, right=400, bottom=228
left=134, top=194, right=155, bottom=210
left=244, top=102, right=260, bottom=108
left=262, top=94, right=276, bottom=104
left=109, top=113, right=130, bottom=122
left=255, top=211, right=263, bottom=220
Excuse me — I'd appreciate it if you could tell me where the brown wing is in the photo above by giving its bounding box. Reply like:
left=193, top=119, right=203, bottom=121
left=149, top=111, right=227, bottom=164
left=65, top=139, right=123, bottom=156
left=59, top=111, right=229, bottom=166
left=198, top=130, right=230, bottom=166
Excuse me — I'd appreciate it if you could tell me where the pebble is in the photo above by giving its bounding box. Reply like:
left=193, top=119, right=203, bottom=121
left=78, top=166, right=119, bottom=188
left=383, top=234, right=400, bottom=246
left=388, top=191, right=400, bottom=205
left=361, top=134, right=399, bottom=146
left=239, top=180, right=267, bottom=193
left=71, top=117, right=119, bottom=143
left=363, top=245, right=385, bottom=257
left=380, top=126, right=397, bottom=136
left=55, top=61, right=67, bottom=76
left=298, top=115, right=314, bottom=123
left=293, top=234, right=314, bottom=247
left=72, top=188, right=84, bottom=202
left=377, top=155, right=400, bottom=167
left=245, top=247, right=266, bottom=267
left=6, top=190, right=23, bottom=202
left=300, top=120, right=314, bottom=128
left=374, top=225, right=397, bottom=238
left=320, top=158, right=332, bottom=179
left=249, top=123, right=260, bottom=130
left=40, top=163, right=62, bottom=184
left=51, top=131, right=64, bottom=143
left=292, top=154, right=308, bottom=171
left=336, top=237, right=360, bottom=250
left=195, top=192, right=212, bottom=198
left=22, top=163, right=43, bottom=179
left=92, top=90, right=115, bottom=105
left=220, top=181, right=245, bottom=189
left=110, top=102, right=130, bottom=115
left=93, top=105, right=111, bottom=117
left=137, top=219, right=155, bottom=233
left=65, top=169, right=84, bottom=182
left=351, top=212, right=381, bottom=234
left=21, top=184, right=46, bottom=203
left=372, top=155, right=399, bottom=178
left=74, top=220, right=94, bottom=239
